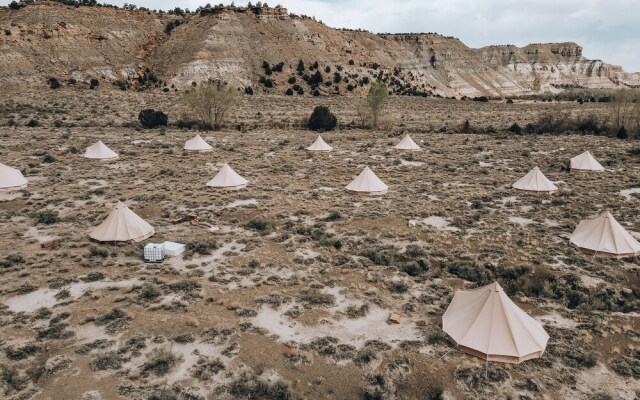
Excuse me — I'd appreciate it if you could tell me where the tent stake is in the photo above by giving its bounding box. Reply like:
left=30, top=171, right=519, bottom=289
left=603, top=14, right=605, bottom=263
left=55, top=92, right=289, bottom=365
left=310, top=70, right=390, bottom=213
left=485, top=359, right=489, bottom=380
left=438, top=347, right=455, bottom=361
left=590, top=249, right=599, bottom=263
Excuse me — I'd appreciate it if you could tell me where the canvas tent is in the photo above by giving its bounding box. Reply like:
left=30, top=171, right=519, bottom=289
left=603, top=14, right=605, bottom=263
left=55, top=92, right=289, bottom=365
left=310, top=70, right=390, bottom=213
left=0, top=163, right=28, bottom=191
left=512, top=167, right=557, bottom=193
left=306, top=136, right=333, bottom=152
left=184, top=135, right=213, bottom=152
left=84, top=141, right=118, bottom=160
left=206, top=163, right=248, bottom=189
left=570, top=151, right=604, bottom=172
left=90, top=201, right=154, bottom=242
left=345, top=166, right=388, bottom=195
left=442, top=282, right=549, bottom=364
left=394, top=134, right=421, bottom=151
left=569, top=211, right=640, bottom=257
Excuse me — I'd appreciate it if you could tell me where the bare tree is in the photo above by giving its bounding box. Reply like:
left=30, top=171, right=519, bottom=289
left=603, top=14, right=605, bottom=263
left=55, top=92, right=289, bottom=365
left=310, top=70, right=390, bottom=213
left=367, top=81, right=388, bottom=129
left=184, top=80, right=237, bottom=130
left=355, top=100, right=370, bottom=128
left=610, top=89, right=639, bottom=134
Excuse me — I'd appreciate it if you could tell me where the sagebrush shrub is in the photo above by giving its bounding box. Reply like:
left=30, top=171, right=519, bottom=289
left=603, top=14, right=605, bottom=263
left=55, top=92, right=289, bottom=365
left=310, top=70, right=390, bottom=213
left=308, top=106, right=337, bottom=131
left=138, top=109, right=168, bottom=129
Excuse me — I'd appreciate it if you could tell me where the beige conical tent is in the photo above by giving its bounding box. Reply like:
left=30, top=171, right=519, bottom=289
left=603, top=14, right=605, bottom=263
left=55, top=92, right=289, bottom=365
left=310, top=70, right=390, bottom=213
left=184, top=134, right=213, bottom=152
left=0, top=163, right=28, bottom=192
left=569, top=211, right=640, bottom=257
left=345, top=166, right=388, bottom=195
left=84, top=141, right=118, bottom=160
left=90, top=201, right=154, bottom=242
left=512, top=167, right=557, bottom=193
left=570, top=151, right=604, bottom=172
left=442, top=282, right=549, bottom=364
left=206, top=163, right=248, bottom=189
left=306, top=136, right=333, bottom=152
left=394, top=134, right=421, bottom=151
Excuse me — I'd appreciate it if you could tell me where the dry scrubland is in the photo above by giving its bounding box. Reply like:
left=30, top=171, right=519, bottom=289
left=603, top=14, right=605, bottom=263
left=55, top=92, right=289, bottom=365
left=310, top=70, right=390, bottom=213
left=0, top=91, right=639, bottom=400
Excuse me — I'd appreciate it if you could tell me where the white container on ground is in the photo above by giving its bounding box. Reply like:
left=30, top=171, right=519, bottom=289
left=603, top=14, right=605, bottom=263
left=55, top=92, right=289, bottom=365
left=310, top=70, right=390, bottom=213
left=144, top=243, right=165, bottom=263
left=163, top=241, right=185, bottom=257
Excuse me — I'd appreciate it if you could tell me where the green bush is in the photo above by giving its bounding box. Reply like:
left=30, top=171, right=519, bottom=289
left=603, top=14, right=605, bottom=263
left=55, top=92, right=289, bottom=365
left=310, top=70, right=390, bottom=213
left=609, top=352, right=640, bottom=378
left=34, top=210, right=59, bottom=225
left=91, top=352, right=123, bottom=371
left=138, top=109, right=168, bottom=129
left=5, top=344, right=38, bottom=361
left=228, top=372, right=292, bottom=399
left=0, top=254, right=24, bottom=268
left=447, top=262, right=492, bottom=285
left=244, top=218, right=270, bottom=232
left=309, top=70, right=323, bottom=85
left=617, top=126, right=628, bottom=139
left=48, top=77, right=61, bottom=89
left=164, top=19, right=183, bottom=34
left=308, top=106, right=337, bottom=131
left=142, top=348, right=176, bottom=376
left=94, top=308, right=128, bottom=326
left=88, top=247, right=108, bottom=258
left=0, top=365, right=27, bottom=392
left=508, top=123, right=522, bottom=134
left=297, top=289, right=335, bottom=306
left=192, top=359, right=225, bottom=380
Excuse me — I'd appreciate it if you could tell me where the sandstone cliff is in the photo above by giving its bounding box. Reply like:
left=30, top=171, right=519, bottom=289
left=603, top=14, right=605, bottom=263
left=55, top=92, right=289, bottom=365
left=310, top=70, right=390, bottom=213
left=1, top=2, right=638, bottom=97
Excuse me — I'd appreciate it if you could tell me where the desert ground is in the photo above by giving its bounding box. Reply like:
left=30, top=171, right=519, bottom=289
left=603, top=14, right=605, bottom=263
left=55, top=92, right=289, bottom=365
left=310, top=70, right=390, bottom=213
left=0, top=91, right=639, bottom=400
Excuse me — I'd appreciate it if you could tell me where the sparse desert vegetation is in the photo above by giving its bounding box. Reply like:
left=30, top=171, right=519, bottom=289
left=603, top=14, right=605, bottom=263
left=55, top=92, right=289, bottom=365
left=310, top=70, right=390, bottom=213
left=0, top=88, right=638, bottom=399
left=0, top=2, right=639, bottom=399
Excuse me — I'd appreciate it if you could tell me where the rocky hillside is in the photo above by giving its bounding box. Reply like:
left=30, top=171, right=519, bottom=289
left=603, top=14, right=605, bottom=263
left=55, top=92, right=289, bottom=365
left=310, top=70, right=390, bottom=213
left=1, top=1, right=639, bottom=97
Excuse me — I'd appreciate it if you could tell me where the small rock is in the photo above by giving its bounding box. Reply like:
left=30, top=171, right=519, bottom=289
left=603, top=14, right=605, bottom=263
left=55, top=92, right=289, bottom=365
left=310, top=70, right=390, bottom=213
left=299, top=350, right=313, bottom=360
left=283, top=347, right=299, bottom=357
left=45, top=355, right=71, bottom=374
left=388, top=314, right=401, bottom=324
left=81, top=391, right=103, bottom=400
left=365, top=287, right=378, bottom=296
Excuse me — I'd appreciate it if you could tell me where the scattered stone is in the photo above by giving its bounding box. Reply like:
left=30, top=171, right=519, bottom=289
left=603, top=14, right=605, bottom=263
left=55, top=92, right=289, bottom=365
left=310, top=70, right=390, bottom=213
left=81, top=390, right=103, bottom=400
left=45, top=355, right=72, bottom=374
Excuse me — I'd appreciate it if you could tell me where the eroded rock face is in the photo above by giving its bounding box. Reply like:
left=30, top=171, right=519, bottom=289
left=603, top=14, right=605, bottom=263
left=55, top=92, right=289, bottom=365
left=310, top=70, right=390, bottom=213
left=1, top=3, right=638, bottom=96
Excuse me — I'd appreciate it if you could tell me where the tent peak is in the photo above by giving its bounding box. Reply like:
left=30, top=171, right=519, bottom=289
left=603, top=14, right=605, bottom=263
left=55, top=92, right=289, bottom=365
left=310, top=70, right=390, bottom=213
left=488, top=281, right=503, bottom=292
